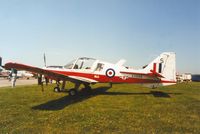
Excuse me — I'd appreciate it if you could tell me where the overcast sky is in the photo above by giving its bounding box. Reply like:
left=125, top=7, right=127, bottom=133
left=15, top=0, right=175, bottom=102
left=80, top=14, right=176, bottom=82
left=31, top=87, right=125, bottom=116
left=0, top=0, right=199, bottom=74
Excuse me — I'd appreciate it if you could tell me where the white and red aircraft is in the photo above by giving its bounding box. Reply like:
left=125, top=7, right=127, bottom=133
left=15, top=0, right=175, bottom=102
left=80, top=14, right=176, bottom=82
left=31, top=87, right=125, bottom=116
left=4, top=52, right=176, bottom=96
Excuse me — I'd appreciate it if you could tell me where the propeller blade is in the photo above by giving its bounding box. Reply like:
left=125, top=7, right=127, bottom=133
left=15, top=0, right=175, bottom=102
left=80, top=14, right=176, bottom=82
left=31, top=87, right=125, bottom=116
left=44, top=53, right=47, bottom=67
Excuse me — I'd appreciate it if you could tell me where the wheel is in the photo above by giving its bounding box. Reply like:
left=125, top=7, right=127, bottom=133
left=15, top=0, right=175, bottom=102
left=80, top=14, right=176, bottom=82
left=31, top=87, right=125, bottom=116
left=68, top=88, right=78, bottom=96
left=54, top=87, right=60, bottom=92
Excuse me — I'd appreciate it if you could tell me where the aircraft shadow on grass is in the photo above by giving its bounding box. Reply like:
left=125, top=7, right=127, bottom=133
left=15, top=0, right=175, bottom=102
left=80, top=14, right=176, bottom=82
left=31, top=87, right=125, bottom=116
left=32, top=86, right=182, bottom=111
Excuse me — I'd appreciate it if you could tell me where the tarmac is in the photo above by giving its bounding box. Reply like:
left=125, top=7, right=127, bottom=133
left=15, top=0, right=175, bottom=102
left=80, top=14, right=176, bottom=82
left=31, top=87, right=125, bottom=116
left=0, top=78, right=37, bottom=87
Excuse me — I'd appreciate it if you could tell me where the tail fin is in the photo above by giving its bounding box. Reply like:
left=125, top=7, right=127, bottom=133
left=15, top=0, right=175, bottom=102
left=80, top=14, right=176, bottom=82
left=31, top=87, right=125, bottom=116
left=144, top=52, right=176, bottom=85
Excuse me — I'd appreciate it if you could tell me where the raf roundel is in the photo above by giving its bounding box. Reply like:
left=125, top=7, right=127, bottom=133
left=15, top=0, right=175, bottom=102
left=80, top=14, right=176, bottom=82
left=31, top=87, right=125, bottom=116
left=106, top=68, right=115, bottom=78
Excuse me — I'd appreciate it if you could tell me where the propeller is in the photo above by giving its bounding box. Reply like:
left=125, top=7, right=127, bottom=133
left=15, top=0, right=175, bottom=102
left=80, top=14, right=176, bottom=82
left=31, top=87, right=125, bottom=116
left=38, top=53, right=50, bottom=89
left=44, top=53, right=47, bottom=67
left=37, top=53, right=46, bottom=91
left=43, top=53, right=49, bottom=85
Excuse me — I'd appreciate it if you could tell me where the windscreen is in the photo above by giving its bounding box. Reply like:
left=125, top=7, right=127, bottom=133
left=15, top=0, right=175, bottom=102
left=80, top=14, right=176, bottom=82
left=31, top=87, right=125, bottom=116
left=73, top=58, right=96, bottom=69
left=64, top=60, right=76, bottom=69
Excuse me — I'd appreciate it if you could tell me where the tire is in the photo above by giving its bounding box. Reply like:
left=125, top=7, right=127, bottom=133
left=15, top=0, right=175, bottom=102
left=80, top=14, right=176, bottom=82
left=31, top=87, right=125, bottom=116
left=54, top=87, right=60, bottom=92
left=69, top=88, right=78, bottom=96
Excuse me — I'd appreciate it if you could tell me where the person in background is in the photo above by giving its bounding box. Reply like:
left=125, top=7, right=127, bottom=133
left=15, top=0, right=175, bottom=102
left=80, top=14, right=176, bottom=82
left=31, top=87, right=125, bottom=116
left=8, top=71, right=12, bottom=81
left=11, top=68, right=17, bottom=88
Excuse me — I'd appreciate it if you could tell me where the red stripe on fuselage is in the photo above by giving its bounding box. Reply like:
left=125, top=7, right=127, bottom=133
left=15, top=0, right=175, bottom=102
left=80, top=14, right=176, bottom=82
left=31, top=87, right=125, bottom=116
left=46, top=69, right=173, bottom=84
left=160, top=80, right=176, bottom=83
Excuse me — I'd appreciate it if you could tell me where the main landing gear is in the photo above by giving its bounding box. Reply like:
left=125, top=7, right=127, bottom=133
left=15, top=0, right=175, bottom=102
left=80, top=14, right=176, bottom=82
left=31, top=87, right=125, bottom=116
left=53, top=81, right=92, bottom=96
left=68, top=83, right=92, bottom=96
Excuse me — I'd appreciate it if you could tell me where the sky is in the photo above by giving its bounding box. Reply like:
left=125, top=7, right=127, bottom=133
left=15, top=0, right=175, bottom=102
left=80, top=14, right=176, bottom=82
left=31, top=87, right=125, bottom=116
left=0, top=0, right=199, bottom=74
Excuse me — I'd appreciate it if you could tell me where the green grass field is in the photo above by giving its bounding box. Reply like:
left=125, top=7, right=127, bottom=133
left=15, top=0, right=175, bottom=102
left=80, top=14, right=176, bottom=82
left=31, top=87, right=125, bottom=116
left=0, top=82, right=199, bottom=133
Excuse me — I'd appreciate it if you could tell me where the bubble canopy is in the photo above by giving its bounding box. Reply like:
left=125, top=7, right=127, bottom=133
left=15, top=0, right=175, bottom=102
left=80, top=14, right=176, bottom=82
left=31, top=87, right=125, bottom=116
left=64, top=57, right=97, bottom=69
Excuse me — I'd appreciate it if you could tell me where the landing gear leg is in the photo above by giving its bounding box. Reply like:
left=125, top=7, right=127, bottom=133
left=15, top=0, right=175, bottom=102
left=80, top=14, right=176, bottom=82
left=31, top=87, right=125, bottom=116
left=109, top=83, right=113, bottom=88
left=61, top=80, right=66, bottom=92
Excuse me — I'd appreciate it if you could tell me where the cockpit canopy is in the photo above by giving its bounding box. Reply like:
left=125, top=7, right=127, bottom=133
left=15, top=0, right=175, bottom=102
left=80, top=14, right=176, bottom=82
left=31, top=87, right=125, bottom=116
left=64, top=57, right=97, bottom=69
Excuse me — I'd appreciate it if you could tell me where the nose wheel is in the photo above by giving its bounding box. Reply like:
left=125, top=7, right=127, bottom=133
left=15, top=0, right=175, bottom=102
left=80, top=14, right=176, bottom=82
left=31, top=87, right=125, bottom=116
left=54, top=80, right=62, bottom=92
left=54, top=87, right=61, bottom=92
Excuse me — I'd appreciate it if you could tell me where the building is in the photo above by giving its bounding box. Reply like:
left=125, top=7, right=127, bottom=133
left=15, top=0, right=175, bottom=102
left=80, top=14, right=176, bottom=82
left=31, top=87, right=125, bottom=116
left=176, top=73, right=192, bottom=83
left=192, top=75, right=200, bottom=82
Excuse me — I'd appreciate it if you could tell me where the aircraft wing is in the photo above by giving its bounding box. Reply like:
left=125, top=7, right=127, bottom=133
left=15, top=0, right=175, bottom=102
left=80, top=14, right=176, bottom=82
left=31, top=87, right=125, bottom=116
left=4, top=62, right=76, bottom=82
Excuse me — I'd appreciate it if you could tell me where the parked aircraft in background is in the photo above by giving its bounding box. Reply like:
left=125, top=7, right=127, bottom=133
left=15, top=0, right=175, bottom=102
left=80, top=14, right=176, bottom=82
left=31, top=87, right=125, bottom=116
left=0, top=57, right=34, bottom=79
left=0, top=58, right=9, bottom=78
left=16, top=71, right=34, bottom=79
left=0, top=69, right=34, bottom=79
left=4, top=52, right=176, bottom=96
left=0, top=68, right=9, bottom=78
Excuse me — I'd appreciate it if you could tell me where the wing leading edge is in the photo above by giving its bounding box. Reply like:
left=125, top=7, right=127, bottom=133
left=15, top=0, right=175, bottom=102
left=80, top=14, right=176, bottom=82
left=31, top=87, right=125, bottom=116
left=5, top=62, right=71, bottom=81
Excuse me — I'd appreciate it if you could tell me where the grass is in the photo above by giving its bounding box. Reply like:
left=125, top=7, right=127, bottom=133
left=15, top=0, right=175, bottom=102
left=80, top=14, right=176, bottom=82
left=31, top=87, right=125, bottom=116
left=0, top=82, right=200, bottom=133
